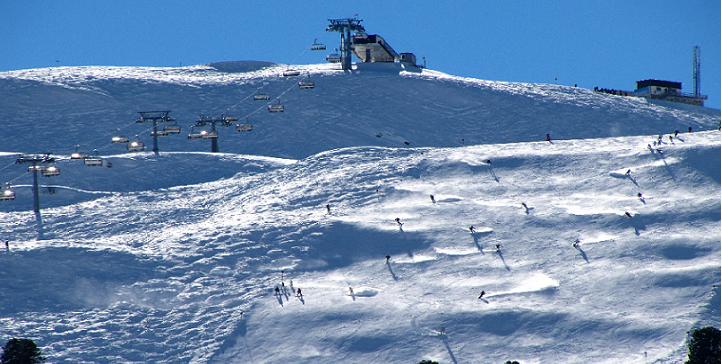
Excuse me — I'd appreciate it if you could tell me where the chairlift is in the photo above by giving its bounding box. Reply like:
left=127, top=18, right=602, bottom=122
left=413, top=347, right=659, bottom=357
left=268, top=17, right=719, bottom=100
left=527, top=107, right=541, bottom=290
left=70, top=145, right=87, bottom=160
left=283, top=69, right=301, bottom=77
left=111, top=135, right=129, bottom=144
left=236, top=123, right=253, bottom=132
left=201, top=129, right=218, bottom=139
left=0, top=183, right=15, bottom=201
left=84, top=157, right=103, bottom=167
left=41, top=164, right=60, bottom=177
left=267, top=100, right=285, bottom=113
left=152, top=129, right=170, bottom=137
left=188, top=125, right=206, bottom=140
left=27, top=165, right=44, bottom=173
left=224, top=116, right=238, bottom=126
left=127, top=138, right=145, bottom=152
left=254, top=93, right=271, bottom=101
left=163, top=125, right=181, bottom=134
left=326, top=51, right=341, bottom=63
left=298, top=74, right=315, bottom=89
left=311, top=39, right=326, bottom=51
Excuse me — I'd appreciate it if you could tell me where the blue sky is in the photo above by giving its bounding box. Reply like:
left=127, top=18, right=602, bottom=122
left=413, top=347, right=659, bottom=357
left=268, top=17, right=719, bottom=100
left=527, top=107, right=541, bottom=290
left=2, top=0, right=720, bottom=108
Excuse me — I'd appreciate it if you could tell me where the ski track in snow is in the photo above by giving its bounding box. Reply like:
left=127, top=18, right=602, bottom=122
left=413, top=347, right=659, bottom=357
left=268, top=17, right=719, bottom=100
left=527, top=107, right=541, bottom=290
left=0, top=63, right=719, bottom=363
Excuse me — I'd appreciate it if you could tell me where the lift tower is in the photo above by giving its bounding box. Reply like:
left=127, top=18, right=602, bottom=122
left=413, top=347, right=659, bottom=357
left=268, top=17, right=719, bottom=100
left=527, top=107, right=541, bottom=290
left=190, top=115, right=236, bottom=153
left=15, top=153, right=56, bottom=215
left=326, top=17, right=365, bottom=71
left=136, top=111, right=174, bottom=156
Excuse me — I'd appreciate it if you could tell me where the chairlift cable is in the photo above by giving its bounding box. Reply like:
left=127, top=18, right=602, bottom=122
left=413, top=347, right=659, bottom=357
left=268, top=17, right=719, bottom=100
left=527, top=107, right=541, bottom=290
left=0, top=160, right=18, bottom=174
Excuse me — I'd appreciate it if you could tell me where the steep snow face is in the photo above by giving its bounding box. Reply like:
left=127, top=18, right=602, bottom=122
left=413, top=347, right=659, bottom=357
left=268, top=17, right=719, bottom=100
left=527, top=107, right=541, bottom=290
left=0, top=63, right=718, bottom=159
left=0, top=130, right=719, bottom=363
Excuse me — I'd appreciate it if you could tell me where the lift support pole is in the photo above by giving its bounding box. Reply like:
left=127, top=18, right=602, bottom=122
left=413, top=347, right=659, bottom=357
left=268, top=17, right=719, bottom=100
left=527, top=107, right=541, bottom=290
left=16, top=154, right=55, bottom=216
left=31, top=163, right=39, bottom=214
left=136, top=111, right=174, bottom=157
left=327, top=17, right=366, bottom=71
left=193, top=115, right=235, bottom=153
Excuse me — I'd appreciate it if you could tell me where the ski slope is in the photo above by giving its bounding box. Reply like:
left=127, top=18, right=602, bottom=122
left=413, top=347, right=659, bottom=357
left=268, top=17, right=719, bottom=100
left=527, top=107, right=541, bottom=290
left=0, top=63, right=719, bottom=363
left=0, top=62, right=718, bottom=159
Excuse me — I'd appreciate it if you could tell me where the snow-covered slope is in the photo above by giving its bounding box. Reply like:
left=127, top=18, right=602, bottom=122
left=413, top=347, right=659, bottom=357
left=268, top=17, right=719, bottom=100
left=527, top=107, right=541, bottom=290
left=0, top=62, right=718, bottom=159
left=0, top=63, right=719, bottom=363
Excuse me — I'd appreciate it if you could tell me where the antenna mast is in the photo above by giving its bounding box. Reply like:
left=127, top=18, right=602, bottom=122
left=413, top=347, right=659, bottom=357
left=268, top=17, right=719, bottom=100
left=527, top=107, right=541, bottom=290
left=692, top=46, right=701, bottom=98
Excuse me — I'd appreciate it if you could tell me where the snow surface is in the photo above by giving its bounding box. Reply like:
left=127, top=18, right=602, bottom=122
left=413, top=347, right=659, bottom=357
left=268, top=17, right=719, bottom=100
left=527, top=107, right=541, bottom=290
left=0, top=63, right=719, bottom=363
left=0, top=62, right=718, bottom=159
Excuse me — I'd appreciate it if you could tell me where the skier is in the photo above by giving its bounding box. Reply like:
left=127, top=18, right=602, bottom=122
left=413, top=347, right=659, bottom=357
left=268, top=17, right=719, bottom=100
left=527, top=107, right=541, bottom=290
left=521, top=202, right=529, bottom=214
left=469, top=225, right=476, bottom=233
left=349, top=287, right=354, bottom=296
left=668, top=135, right=674, bottom=143
left=484, top=159, right=492, bottom=165
left=674, top=130, right=679, bottom=137
left=625, top=169, right=632, bottom=177
left=637, top=192, right=643, bottom=199
left=385, top=255, right=391, bottom=263
left=326, top=204, right=331, bottom=214
left=274, top=286, right=280, bottom=296
left=545, top=133, right=552, bottom=143
left=647, top=144, right=654, bottom=152
left=624, top=211, right=633, bottom=218
left=4, top=240, right=8, bottom=252
left=688, top=126, right=692, bottom=133
left=495, top=243, right=501, bottom=252
left=657, top=135, right=663, bottom=143
left=478, top=290, right=485, bottom=299
left=430, top=194, right=436, bottom=204
left=573, top=239, right=580, bottom=248
left=296, top=288, right=303, bottom=298
left=395, top=217, right=403, bottom=226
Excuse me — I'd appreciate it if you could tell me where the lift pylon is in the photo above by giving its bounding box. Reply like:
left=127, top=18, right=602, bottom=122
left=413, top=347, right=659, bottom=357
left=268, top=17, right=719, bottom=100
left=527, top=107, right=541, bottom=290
left=136, top=111, right=175, bottom=156
left=15, top=153, right=57, bottom=215
left=326, top=17, right=365, bottom=71
left=189, top=114, right=236, bottom=152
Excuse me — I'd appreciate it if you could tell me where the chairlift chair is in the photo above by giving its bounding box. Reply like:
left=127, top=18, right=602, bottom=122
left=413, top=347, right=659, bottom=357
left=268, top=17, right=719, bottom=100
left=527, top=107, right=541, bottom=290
left=70, top=152, right=86, bottom=159
left=84, top=150, right=103, bottom=167
left=223, top=116, right=238, bottom=126
left=201, top=129, right=218, bottom=139
left=152, top=129, right=170, bottom=137
left=111, top=135, right=130, bottom=144
left=41, top=165, right=60, bottom=177
left=254, top=94, right=271, bottom=101
left=298, top=74, right=315, bottom=89
left=188, top=126, right=206, bottom=140
left=311, top=39, right=327, bottom=51
left=84, top=157, right=103, bottom=167
left=0, top=183, right=14, bottom=201
left=326, top=51, right=341, bottom=63
left=70, top=145, right=87, bottom=160
left=27, top=165, right=45, bottom=173
left=127, top=139, right=145, bottom=152
left=236, top=123, right=253, bottom=132
left=283, top=69, right=301, bottom=77
left=267, top=100, right=285, bottom=113
left=163, top=125, right=181, bottom=134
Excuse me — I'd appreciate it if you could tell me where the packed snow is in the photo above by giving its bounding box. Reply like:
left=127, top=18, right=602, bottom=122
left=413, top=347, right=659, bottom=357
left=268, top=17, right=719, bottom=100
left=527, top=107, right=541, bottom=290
left=0, top=62, right=719, bottom=363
